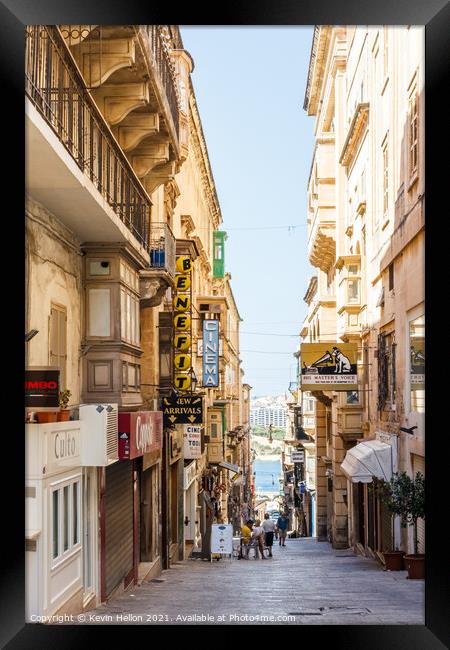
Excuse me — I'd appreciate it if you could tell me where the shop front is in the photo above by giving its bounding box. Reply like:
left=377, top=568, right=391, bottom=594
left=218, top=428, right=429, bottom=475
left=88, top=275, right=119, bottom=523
left=168, top=426, right=183, bottom=563
left=342, top=433, right=398, bottom=560
left=117, top=411, right=163, bottom=585
left=26, top=421, right=84, bottom=618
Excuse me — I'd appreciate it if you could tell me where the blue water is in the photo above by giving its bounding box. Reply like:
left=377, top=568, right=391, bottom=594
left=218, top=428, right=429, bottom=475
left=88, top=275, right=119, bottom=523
left=254, top=458, right=282, bottom=494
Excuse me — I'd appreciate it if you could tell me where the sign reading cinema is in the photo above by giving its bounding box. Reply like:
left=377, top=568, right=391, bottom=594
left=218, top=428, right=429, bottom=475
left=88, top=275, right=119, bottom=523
left=202, top=319, right=219, bottom=387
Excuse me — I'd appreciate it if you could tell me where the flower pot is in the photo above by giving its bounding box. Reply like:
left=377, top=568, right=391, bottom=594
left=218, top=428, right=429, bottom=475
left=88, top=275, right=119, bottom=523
left=35, top=411, right=58, bottom=424
left=383, top=550, right=405, bottom=571
left=404, top=554, right=425, bottom=579
left=57, top=410, right=71, bottom=422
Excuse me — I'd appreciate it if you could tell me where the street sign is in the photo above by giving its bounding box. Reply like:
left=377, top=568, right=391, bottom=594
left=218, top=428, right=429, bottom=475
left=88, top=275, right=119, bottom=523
left=292, top=450, right=305, bottom=463
left=163, top=395, right=203, bottom=426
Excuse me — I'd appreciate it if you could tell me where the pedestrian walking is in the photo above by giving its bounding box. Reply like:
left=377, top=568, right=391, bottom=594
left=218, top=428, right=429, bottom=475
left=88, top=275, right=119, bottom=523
left=241, top=519, right=253, bottom=559
left=251, top=519, right=266, bottom=559
left=277, top=513, right=289, bottom=547
left=262, top=513, right=276, bottom=557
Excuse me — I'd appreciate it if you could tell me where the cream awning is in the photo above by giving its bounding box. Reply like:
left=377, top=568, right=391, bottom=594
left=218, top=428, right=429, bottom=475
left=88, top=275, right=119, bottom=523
left=341, top=440, right=393, bottom=483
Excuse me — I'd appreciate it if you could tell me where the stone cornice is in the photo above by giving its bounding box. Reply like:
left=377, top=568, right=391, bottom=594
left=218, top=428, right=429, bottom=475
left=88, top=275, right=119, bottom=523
left=188, top=83, right=222, bottom=230
left=339, top=103, right=369, bottom=167
left=303, top=275, right=318, bottom=304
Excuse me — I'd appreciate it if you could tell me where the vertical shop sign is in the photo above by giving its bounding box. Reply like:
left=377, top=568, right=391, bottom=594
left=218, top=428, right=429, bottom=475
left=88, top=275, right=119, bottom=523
left=202, top=320, right=219, bottom=387
left=173, top=256, right=193, bottom=392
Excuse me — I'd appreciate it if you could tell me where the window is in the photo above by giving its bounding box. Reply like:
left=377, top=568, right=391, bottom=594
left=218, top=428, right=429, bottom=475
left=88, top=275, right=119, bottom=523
left=382, top=139, right=389, bottom=216
left=410, top=315, right=425, bottom=413
left=346, top=390, right=360, bottom=405
left=88, top=289, right=111, bottom=338
left=158, top=312, right=173, bottom=390
left=383, top=26, right=388, bottom=79
left=347, top=278, right=360, bottom=303
left=408, top=91, right=419, bottom=179
left=49, top=304, right=67, bottom=389
left=51, top=479, right=81, bottom=564
left=120, top=287, right=139, bottom=346
left=388, top=263, right=394, bottom=291
left=378, top=331, right=396, bottom=409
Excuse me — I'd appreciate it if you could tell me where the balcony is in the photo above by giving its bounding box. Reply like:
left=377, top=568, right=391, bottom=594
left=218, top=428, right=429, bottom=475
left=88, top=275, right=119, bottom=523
left=336, top=255, right=363, bottom=341
left=308, top=208, right=336, bottom=273
left=139, top=222, right=176, bottom=307
left=62, top=25, right=193, bottom=186
left=25, top=26, right=152, bottom=257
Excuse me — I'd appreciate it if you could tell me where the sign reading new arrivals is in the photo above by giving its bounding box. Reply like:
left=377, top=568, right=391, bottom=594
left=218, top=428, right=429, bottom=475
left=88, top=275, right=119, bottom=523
left=163, top=395, right=203, bottom=426
left=202, top=319, right=219, bottom=387
left=300, top=343, right=358, bottom=391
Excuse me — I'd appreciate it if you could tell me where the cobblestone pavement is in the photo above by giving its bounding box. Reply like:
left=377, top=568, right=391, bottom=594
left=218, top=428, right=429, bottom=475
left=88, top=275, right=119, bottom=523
left=77, top=538, right=425, bottom=625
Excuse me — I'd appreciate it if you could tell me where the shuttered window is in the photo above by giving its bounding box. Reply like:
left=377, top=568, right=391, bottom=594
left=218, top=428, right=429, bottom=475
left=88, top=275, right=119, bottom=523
left=49, top=304, right=67, bottom=390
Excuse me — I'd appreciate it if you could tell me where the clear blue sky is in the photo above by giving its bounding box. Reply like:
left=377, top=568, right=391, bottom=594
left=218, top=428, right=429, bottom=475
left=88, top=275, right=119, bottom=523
left=181, top=27, right=316, bottom=398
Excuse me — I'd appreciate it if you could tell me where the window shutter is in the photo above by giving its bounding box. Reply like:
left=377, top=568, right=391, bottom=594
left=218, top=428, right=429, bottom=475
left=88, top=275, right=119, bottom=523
left=391, top=341, right=396, bottom=403
left=49, top=305, right=67, bottom=390
left=377, top=334, right=387, bottom=410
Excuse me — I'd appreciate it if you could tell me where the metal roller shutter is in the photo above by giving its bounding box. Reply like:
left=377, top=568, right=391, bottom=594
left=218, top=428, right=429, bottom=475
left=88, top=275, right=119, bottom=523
left=412, top=455, right=425, bottom=553
left=105, top=461, right=133, bottom=597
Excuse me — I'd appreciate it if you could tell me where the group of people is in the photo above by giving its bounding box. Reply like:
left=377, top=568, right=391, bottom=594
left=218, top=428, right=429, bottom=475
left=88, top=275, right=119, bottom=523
left=240, top=513, right=289, bottom=559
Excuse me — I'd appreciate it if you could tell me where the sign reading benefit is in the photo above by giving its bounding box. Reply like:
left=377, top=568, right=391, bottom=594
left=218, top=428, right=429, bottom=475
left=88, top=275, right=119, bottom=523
left=300, top=343, right=358, bottom=391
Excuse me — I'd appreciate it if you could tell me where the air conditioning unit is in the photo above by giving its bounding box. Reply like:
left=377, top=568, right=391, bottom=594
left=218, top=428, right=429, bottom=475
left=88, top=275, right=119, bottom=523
left=79, top=404, right=118, bottom=466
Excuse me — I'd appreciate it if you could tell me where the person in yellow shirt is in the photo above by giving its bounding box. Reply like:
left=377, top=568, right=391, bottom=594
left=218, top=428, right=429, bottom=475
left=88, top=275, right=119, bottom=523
left=241, top=519, right=253, bottom=559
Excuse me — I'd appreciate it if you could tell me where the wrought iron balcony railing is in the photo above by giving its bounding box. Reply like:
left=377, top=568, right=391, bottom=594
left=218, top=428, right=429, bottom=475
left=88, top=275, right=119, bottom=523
left=25, top=25, right=152, bottom=251
left=148, top=222, right=176, bottom=277
left=141, top=25, right=180, bottom=145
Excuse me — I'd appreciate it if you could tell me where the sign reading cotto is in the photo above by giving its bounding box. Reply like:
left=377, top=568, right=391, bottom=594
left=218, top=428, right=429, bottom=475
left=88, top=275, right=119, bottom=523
left=300, top=343, right=358, bottom=391
left=202, top=319, right=219, bottom=387
left=163, top=395, right=203, bottom=426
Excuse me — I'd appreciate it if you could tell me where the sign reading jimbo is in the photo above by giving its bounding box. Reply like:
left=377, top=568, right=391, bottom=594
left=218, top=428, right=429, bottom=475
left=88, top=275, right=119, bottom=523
left=300, top=343, right=358, bottom=391
left=202, top=319, right=219, bottom=387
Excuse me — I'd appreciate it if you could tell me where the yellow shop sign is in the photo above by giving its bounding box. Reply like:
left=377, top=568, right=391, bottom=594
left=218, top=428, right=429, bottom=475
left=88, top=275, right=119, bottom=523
left=174, top=313, right=191, bottom=331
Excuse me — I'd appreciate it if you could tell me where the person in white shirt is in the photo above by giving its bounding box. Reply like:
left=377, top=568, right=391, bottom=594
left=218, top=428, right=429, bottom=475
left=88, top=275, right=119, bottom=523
left=251, top=519, right=266, bottom=559
left=262, top=513, right=276, bottom=557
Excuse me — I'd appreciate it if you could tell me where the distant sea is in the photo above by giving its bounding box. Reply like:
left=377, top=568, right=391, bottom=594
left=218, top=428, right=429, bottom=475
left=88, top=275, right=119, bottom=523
left=254, top=457, right=282, bottom=495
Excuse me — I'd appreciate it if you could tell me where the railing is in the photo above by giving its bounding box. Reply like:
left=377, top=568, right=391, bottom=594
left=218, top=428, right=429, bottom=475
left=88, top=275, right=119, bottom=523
left=148, top=223, right=176, bottom=277
left=144, top=26, right=180, bottom=144
left=25, top=25, right=152, bottom=251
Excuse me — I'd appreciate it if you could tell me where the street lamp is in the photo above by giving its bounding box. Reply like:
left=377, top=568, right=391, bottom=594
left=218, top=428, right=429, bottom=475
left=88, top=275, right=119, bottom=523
left=190, top=368, right=198, bottom=393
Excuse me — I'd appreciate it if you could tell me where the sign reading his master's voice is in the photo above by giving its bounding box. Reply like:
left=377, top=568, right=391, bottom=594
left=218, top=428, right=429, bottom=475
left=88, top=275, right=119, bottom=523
left=300, top=343, right=358, bottom=391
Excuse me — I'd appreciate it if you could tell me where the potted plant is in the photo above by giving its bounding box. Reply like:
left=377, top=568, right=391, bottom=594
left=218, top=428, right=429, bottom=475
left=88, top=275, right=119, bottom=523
left=377, top=472, right=425, bottom=578
left=372, top=477, right=405, bottom=570
left=57, top=389, right=72, bottom=421
left=35, top=411, right=58, bottom=424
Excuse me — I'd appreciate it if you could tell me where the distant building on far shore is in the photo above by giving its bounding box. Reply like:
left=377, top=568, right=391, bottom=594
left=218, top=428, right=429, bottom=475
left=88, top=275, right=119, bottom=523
left=250, top=395, right=287, bottom=428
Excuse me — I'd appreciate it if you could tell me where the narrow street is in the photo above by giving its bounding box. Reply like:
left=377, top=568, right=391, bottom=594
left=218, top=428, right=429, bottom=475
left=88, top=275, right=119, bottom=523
left=77, top=539, right=424, bottom=626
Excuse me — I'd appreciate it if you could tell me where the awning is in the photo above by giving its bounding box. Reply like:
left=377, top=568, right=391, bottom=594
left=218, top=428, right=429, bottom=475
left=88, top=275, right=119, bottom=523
left=218, top=461, right=240, bottom=474
left=341, top=440, right=393, bottom=483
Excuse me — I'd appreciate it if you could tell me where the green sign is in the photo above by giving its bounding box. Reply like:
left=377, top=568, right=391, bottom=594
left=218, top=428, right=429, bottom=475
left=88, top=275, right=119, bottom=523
left=213, top=231, right=226, bottom=278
